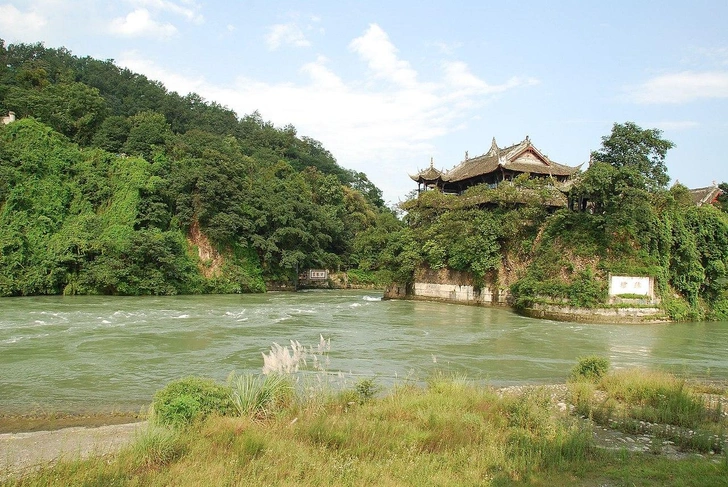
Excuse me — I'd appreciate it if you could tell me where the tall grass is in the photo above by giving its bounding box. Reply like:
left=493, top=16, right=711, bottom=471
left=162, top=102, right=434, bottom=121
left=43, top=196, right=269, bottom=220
left=6, top=349, right=727, bottom=486
left=569, top=367, right=728, bottom=454
left=131, top=423, right=184, bottom=468
left=228, top=372, right=294, bottom=418
left=600, top=369, right=711, bottom=428
left=6, top=374, right=728, bottom=486
left=261, top=335, right=330, bottom=375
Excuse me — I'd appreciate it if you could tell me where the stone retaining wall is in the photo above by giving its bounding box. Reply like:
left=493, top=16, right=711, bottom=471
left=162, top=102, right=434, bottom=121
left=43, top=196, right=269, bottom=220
left=389, top=267, right=511, bottom=305
left=521, top=303, right=667, bottom=323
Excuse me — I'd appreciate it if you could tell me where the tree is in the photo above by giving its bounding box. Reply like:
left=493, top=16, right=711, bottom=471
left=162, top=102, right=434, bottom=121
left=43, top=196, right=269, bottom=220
left=122, top=111, right=171, bottom=160
left=591, top=122, right=674, bottom=191
left=717, top=182, right=728, bottom=213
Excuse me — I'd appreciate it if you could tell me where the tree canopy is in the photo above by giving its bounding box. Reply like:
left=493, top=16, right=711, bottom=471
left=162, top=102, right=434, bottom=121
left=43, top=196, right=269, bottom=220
left=590, top=121, right=674, bottom=191
left=0, top=40, right=398, bottom=296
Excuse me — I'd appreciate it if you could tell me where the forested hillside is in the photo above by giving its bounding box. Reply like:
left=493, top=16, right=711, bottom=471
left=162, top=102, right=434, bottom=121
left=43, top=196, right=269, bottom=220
left=0, top=40, right=399, bottom=296
left=3, top=40, right=726, bottom=319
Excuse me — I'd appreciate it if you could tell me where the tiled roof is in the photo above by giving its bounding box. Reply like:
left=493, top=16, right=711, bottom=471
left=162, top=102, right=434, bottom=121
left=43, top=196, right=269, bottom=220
left=434, top=137, right=580, bottom=183
left=690, top=185, right=723, bottom=206
left=409, top=164, right=448, bottom=182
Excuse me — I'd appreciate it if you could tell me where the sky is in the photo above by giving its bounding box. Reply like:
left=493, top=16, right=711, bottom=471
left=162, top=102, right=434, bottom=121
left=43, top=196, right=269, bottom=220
left=1, top=0, right=727, bottom=204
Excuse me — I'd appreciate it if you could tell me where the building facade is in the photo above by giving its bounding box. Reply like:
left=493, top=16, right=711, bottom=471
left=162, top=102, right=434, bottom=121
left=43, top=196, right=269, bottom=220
left=410, top=136, right=581, bottom=195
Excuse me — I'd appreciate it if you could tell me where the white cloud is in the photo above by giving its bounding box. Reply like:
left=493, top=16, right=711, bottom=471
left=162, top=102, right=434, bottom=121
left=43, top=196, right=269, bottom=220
left=128, top=0, right=203, bottom=24
left=266, top=23, right=311, bottom=50
left=109, top=8, right=178, bottom=39
left=349, top=24, right=419, bottom=88
left=431, top=40, right=463, bottom=56
left=300, top=56, right=345, bottom=90
left=442, top=61, right=538, bottom=94
left=118, top=50, right=205, bottom=94
left=627, top=71, right=728, bottom=104
left=116, top=24, right=537, bottom=201
left=0, top=4, right=47, bottom=41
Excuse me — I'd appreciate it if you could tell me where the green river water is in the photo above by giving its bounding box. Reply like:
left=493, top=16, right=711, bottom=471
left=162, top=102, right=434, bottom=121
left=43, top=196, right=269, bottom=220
left=1, top=290, right=727, bottom=415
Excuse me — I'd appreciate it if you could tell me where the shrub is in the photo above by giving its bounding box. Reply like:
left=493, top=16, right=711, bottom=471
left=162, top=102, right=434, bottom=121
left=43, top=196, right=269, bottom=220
left=708, top=297, right=728, bottom=321
left=346, top=268, right=385, bottom=286
left=354, top=378, right=380, bottom=404
left=662, top=296, right=697, bottom=321
left=568, top=269, right=606, bottom=308
left=153, top=376, right=234, bottom=426
left=570, top=356, right=609, bottom=383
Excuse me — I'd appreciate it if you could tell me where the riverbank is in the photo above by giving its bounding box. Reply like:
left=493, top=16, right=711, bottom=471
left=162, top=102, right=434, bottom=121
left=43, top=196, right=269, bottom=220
left=383, top=285, right=672, bottom=324
left=0, top=421, right=145, bottom=481
left=0, top=412, right=143, bottom=434
left=3, top=373, right=727, bottom=485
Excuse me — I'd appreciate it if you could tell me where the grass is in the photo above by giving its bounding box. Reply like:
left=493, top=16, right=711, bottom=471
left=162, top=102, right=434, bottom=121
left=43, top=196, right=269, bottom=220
left=570, top=367, right=728, bottom=455
left=228, top=372, right=294, bottom=418
left=4, top=370, right=728, bottom=486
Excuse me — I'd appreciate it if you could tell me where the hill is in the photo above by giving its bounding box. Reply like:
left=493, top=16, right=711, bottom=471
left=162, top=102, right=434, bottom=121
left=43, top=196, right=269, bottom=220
left=0, top=40, right=399, bottom=295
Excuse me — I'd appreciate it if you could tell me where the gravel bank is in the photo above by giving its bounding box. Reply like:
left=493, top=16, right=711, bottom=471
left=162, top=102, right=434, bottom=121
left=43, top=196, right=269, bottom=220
left=0, top=421, right=146, bottom=480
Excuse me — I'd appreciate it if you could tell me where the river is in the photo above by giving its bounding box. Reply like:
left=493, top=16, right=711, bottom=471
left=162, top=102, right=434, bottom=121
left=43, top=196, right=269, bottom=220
left=1, top=290, right=727, bottom=415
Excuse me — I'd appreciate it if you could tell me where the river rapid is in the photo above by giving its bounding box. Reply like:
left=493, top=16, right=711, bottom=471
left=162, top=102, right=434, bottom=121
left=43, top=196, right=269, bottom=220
left=1, top=290, right=727, bottom=415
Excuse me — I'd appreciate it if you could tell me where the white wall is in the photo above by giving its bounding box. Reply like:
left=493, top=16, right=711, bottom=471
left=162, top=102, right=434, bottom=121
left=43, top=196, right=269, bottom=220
left=608, top=276, right=652, bottom=297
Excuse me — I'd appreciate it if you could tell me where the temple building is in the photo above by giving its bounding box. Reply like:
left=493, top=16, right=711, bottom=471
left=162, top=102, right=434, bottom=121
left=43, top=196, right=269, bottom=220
left=690, top=183, right=723, bottom=207
left=410, top=136, right=581, bottom=195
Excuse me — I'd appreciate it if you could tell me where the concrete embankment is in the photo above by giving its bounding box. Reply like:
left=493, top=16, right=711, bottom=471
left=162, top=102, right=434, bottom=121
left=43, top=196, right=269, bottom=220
left=519, top=303, right=667, bottom=324
left=384, top=276, right=668, bottom=324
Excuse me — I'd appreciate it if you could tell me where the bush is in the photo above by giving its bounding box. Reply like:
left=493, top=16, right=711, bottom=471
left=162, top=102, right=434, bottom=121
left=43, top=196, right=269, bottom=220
left=153, top=377, right=234, bottom=426
left=570, top=356, right=609, bottom=383
left=568, top=269, right=606, bottom=308
left=662, top=296, right=698, bottom=321
left=708, top=297, right=728, bottom=321
left=354, top=377, right=379, bottom=404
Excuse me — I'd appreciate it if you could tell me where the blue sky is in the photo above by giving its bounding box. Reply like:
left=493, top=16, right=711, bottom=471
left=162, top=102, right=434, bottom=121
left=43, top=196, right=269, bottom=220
left=1, top=1, right=727, bottom=204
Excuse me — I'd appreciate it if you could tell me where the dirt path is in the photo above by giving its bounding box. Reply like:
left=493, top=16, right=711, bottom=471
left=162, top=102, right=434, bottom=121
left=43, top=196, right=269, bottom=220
left=0, top=422, right=146, bottom=480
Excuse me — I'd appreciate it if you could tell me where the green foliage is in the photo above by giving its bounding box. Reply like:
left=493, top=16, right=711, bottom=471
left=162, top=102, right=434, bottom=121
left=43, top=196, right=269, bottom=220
left=708, top=297, right=728, bottom=321
left=152, top=377, right=234, bottom=427
left=0, top=41, right=389, bottom=295
left=228, top=373, right=294, bottom=419
left=122, top=110, right=171, bottom=161
left=354, top=377, right=380, bottom=404
left=570, top=356, right=609, bottom=383
left=717, top=182, right=728, bottom=213
left=511, top=129, right=728, bottom=318
left=345, top=268, right=388, bottom=287
left=590, top=121, right=674, bottom=191
left=9, top=370, right=728, bottom=486
left=568, top=269, right=606, bottom=307
left=605, top=380, right=706, bottom=429
left=131, top=424, right=184, bottom=468
left=662, top=296, right=698, bottom=322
